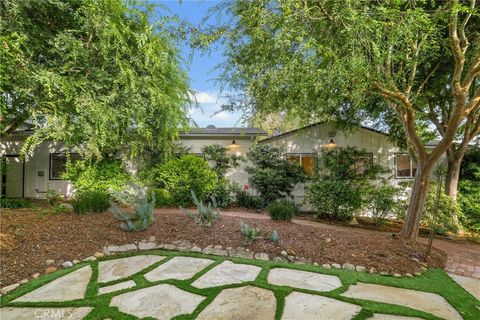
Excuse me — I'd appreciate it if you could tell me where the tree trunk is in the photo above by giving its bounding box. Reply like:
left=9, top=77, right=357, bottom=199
left=399, top=162, right=432, bottom=241
left=445, top=145, right=467, bottom=200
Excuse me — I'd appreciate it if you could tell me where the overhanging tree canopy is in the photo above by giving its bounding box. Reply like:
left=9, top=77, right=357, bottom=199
left=203, top=0, right=480, bottom=240
left=1, top=0, right=191, bottom=159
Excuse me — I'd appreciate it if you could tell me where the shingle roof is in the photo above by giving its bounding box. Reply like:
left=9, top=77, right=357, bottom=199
left=180, top=127, right=267, bottom=137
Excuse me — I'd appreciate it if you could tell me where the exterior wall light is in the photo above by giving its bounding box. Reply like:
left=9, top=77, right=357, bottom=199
left=323, top=139, right=337, bottom=149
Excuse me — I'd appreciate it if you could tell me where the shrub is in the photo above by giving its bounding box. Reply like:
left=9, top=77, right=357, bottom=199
left=423, top=182, right=461, bottom=235
left=72, top=191, right=110, bottom=214
left=240, top=221, right=260, bottom=244
left=182, top=190, right=220, bottom=227
left=210, top=179, right=236, bottom=208
left=110, top=193, right=155, bottom=232
left=458, top=180, right=480, bottom=233
left=266, top=199, right=298, bottom=221
left=246, top=145, right=307, bottom=205
left=50, top=203, right=74, bottom=214
left=63, top=159, right=131, bottom=193
left=306, top=178, right=362, bottom=220
left=365, top=184, right=401, bottom=226
left=151, top=188, right=173, bottom=207
left=202, top=143, right=241, bottom=178
left=235, top=190, right=264, bottom=210
left=154, top=155, right=217, bottom=207
left=0, top=197, right=32, bottom=209
left=46, top=189, right=62, bottom=206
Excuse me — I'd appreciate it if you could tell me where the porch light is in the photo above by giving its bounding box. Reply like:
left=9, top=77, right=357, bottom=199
left=228, top=140, right=239, bottom=149
left=323, top=139, right=337, bottom=149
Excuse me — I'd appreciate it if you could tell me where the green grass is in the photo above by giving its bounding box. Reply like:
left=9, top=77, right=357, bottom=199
left=1, top=250, right=479, bottom=319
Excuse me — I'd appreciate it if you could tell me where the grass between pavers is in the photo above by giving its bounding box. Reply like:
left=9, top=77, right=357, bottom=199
left=1, top=250, right=479, bottom=320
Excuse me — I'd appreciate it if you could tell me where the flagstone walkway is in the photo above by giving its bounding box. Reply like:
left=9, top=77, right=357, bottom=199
left=1, top=252, right=478, bottom=319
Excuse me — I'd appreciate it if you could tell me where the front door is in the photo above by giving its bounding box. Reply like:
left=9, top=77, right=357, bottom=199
left=5, top=156, right=24, bottom=197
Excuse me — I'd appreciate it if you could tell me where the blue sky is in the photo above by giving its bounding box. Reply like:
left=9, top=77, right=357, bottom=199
left=156, top=1, right=244, bottom=128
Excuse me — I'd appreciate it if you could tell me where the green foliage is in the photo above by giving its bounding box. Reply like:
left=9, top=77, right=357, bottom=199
left=266, top=199, right=298, bottom=221
left=72, top=191, right=110, bottom=214
left=234, top=190, right=263, bottom=210
left=210, top=179, right=239, bottom=208
left=365, top=185, right=402, bottom=227
left=0, top=197, right=31, bottom=209
left=202, top=144, right=241, bottom=178
left=182, top=190, right=220, bottom=227
left=49, top=203, right=73, bottom=215
left=240, top=221, right=260, bottom=244
left=460, top=147, right=480, bottom=181
left=1, top=0, right=190, bottom=159
left=246, top=144, right=307, bottom=205
left=64, top=159, right=131, bottom=193
left=271, top=230, right=279, bottom=244
left=154, top=155, right=217, bottom=207
left=151, top=188, right=174, bottom=208
left=46, top=189, right=62, bottom=206
left=458, top=180, right=480, bottom=234
left=110, top=193, right=155, bottom=232
left=423, top=183, right=461, bottom=235
left=306, top=179, right=362, bottom=221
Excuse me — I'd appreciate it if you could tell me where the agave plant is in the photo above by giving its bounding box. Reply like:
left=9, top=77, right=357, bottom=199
left=110, top=192, right=155, bottom=232
left=182, top=190, right=220, bottom=227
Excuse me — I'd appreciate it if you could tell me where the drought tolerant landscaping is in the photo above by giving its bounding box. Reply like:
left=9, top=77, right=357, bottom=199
left=0, top=250, right=478, bottom=319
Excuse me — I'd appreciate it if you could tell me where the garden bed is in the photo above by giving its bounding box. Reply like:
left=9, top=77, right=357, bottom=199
left=0, top=208, right=446, bottom=286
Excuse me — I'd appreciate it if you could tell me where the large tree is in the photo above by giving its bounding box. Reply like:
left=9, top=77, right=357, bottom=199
left=1, top=0, right=190, bottom=159
left=203, top=0, right=480, bottom=240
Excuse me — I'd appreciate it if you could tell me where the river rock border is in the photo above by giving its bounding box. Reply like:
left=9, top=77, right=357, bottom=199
left=0, top=237, right=427, bottom=295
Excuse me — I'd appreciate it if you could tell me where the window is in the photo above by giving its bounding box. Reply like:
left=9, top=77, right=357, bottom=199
left=348, top=153, right=373, bottom=176
left=395, top=153, right=417, bottom=178
left=49, top=153, right=81, bottom=180
left=287, top=154, right=316, bottom=177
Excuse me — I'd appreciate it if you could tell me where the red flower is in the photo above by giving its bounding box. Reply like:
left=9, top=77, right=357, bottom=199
left=243, top=184, right=249, bottom=190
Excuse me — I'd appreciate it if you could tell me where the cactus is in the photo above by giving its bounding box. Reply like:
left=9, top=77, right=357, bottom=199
left=271, top=230, right=279, bottom=244
left=182, top=190, right=220, bottom=227
left=110, top=192, right=155, bottom=232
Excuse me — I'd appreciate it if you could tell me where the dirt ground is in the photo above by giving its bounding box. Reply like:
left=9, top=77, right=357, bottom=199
left=0, top=207, right=446, bottom=286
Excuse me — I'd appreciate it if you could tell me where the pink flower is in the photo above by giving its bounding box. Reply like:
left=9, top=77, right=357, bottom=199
left=243, top=184, right=249, bottom=190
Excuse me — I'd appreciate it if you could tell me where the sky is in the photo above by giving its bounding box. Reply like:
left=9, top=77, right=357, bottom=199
left=155, top=1, right=244, bottom=128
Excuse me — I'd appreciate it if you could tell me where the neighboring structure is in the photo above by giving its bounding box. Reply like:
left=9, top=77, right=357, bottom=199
left=0, top=125, right=267, bottom=198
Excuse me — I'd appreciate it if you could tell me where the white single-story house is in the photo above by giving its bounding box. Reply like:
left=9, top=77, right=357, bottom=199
left=1, top=122, right=440, bottom=210
left=0, top=125, right=267, bottom=198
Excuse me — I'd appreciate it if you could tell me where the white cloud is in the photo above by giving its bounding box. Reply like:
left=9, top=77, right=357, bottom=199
left=191, top=91, right=219, bottom=104
left=189, top=89, right=243, bottom=127
left=212, top=111, right=229, bottom=119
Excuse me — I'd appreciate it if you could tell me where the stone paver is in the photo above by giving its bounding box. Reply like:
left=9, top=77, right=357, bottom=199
left=368, top=315, right=424, bottom=320
left=98, top=255, right=164, bottom=283
left=144, top=256, right=214, bottom=282
left=197, top=286, right=276, bottom=320
left=0, top=307, right=93, bottom=320
left=110, top=283, right=204, bottom=319
left=13, top=266, right=92, bottom=302
left=98, top=280, right=136, bottom=295
left=267, top=268, right=342, bottom=292
left=448, top=273, right=480, bottom=300
left=282, top=292, right=362, bottom=320
left=191, top=260, right=261, bottom=288
left=341, top=282, right=462, bottom=320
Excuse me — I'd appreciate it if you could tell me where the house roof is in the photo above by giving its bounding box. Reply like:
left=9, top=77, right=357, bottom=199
left=259, top=122, right=389, bottom=143
left=180, top=126, right=267, bottom=138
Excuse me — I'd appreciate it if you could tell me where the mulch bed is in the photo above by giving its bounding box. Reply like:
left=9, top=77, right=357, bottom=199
left=0, top=208, right=446, bottom=286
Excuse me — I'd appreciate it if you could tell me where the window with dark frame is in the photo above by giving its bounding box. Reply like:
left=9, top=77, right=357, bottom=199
left=286, top=153, right=316, bottom=177
left=49, top=153, right=81, bottom=180
left=348, top=153, right=374, bottom=176
left=395, top=153, right=417, bottom=178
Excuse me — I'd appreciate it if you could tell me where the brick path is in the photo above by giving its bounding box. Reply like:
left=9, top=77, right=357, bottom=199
left=155, top=208, right=480, bottom=279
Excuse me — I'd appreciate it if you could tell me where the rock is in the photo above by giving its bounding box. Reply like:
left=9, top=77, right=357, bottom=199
left=268, top=268, right=342, bottom=292
left=356, top=266, right=367, bottom=272
left=412, top=257, right=420, bottom=263
left=255, top=252, right=269, bottom=260
left=405, top=273, right=414, bottom=278
left=98, top=280, right=136, bottom=295
left=154, top=243, right=164, bottom=249
left=286, top=248, right=296, bottom=256
left=342, top=263, right=355, bottom=271
left=138, top=242, right=157, bottom=250
left=325, top=237, right=332, bottom=243
left=107, top=244, right=137, bottom=252
left=229, top=248, right=254, bottom=259
left=192, top=261, right=261, bottom=289
left=322, top=263, right=332, bottom=269
left=45, top=259, right=55, bottom=266
left=414, top=272, right=422, bottom=276
left=145, top=257, right=214, bottom=281
left=369, top=267, right=377, bottom=274
left=102, top=247, right=111, bottom=256
left=313, top=262, right=319, bottom=266
left=214, top=244, right=223, bottom=249
left=163, top=244, right=176, bottom=250
left=72, top=259, right=80, bottom=265
left=19, top=279, right=29, bottom=284
left=331, top=263, right=341, bottom=269
left=45, top=266, right=58, bottom=274
left=419, top=262, right=428, bottom=268
left=202, top=247, right=228, bottom=256
left=190, top=245, right=202, bottom=253
left=148, top=236, right=156, bottom=242
left=287, top=255, right=295, bottom=262
left=273, top=256, right=287, bottom=262
left=393, top=273, right=402, bottom=278
left=0, top=307, right=93, bottom=320
left=283, top=292, right=361, bottom=319
left=82, top=256, right=96, bottom=262
left=62, top=261, right=73, bottom=268
left=31, top=273, right=40, bottom=279
left=280, top=250, right=288, bottom=258
left=380, top=271, right=389, bottom=276
left=110, top=284, right=204, bottom=319
left=94, top=252, right=105, bottom=258
left=196, top=286, right=276, bottom=320
left=98, top=255, right=165, bottom=283
left=420, top=266, right=427, bottom=271
left=0, top=283, right=20, bottom=295
left=348, top=217, right=359, bottom=225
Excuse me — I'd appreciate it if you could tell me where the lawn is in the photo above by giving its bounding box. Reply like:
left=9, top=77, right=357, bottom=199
left=1, top=250, right=479, bottom=320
